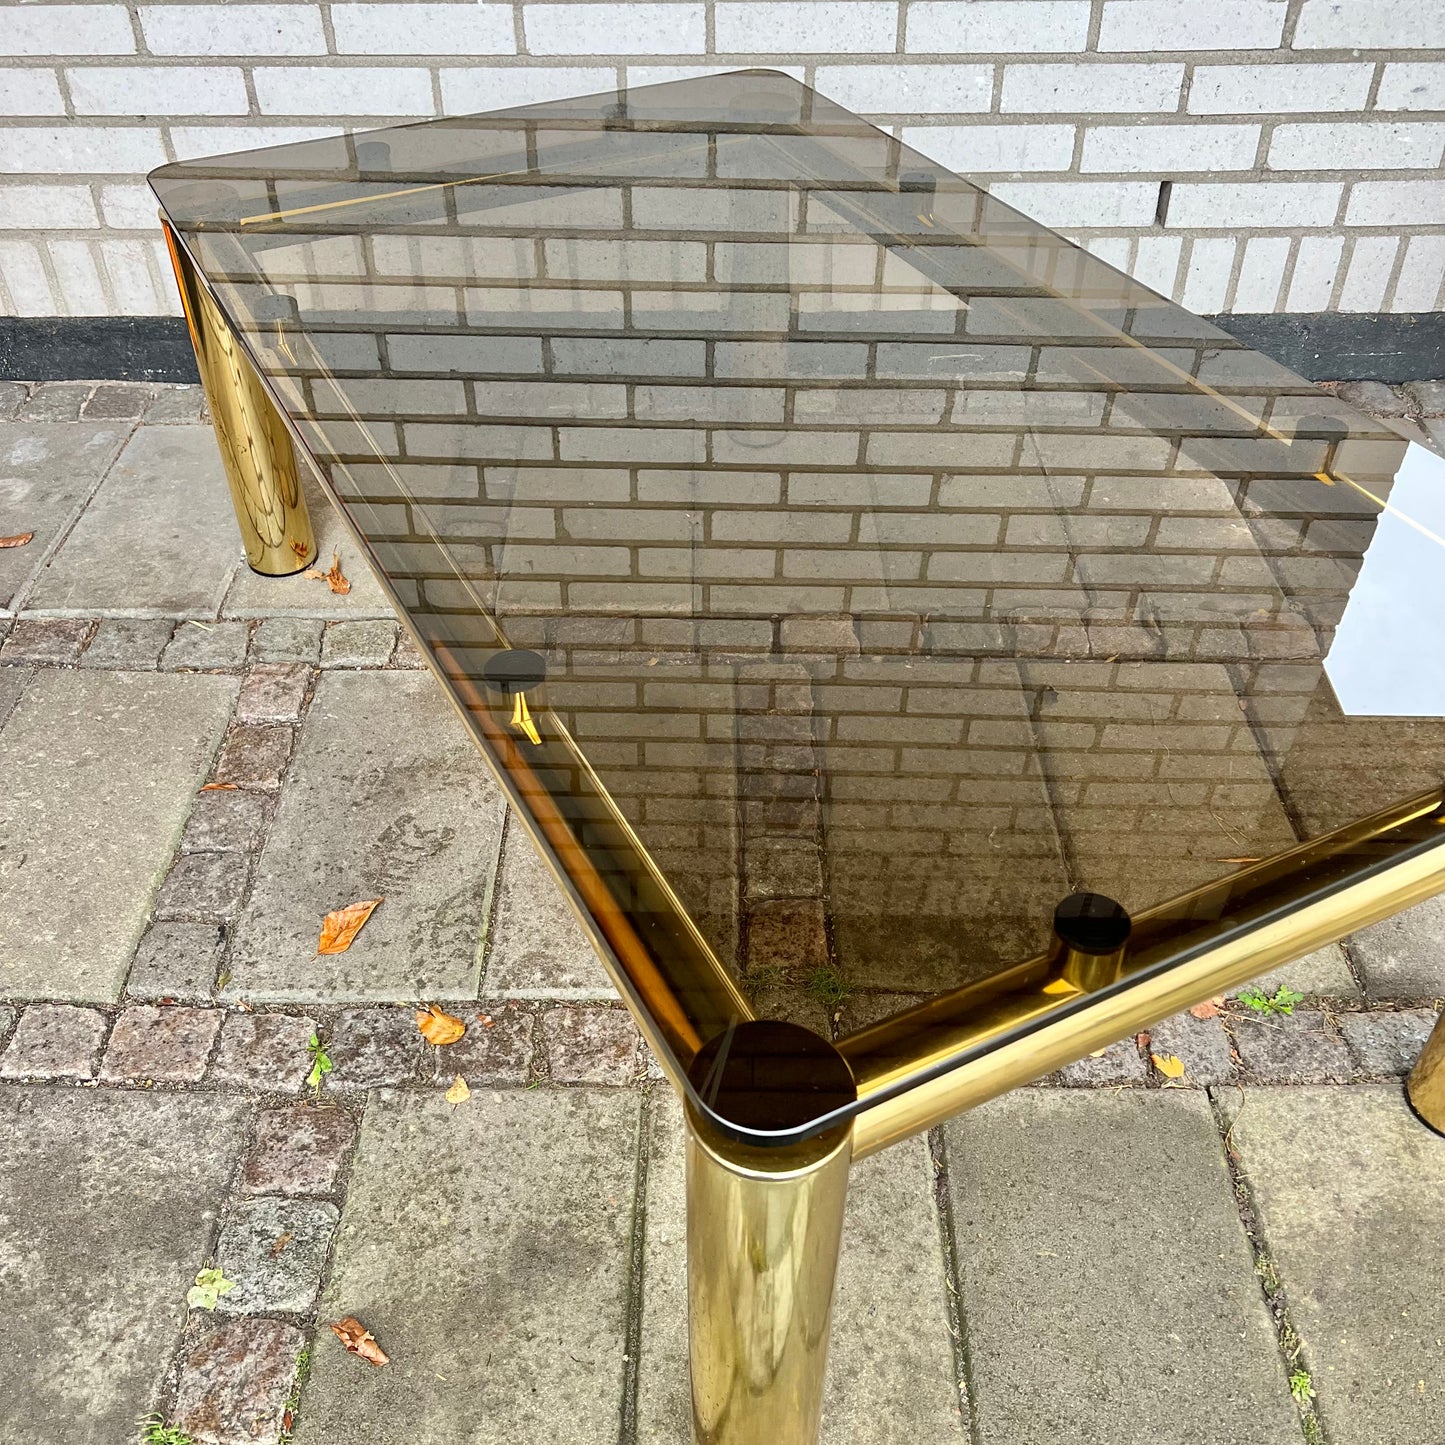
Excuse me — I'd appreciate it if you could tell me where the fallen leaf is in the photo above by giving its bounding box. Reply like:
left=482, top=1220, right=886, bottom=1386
left=331, top=1316, right=389, bottom=1367
left=477, top=1014, right=495, bottom=1029
left=1151, top=1052, right=1187, bottom=1079
left=445, top=1074, right=471, bottom=1104
left=269, top=1230, right=294, bottom=1258
left=187, top=1267, right=236, bottom=1311
left=304, top=548, right=351, bottom=595
left=1189, top=996, right=1226, bottom=1020
left=1088, top=1047, right=1109, bottom=1058
left=317, top=898, right=382, bottom=955
left=417, top=1004, right=465, bottom=1046
left=0, top=532, right=34, bottom=549
left=200, top=781, right=238, bottom=792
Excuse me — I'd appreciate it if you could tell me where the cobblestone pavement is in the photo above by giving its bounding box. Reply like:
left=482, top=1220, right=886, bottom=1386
left=1, top=378, right=1443, bottom=1445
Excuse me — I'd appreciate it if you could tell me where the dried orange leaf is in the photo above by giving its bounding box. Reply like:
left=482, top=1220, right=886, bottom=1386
left=200, top=781, right=238, bottom=792
left=417, top=1004, right=465, bottom=1046
left=0, top=532, right=34, bottom=549
left=317, top=897, right=382, bottom=955
left=1189, top=996, right=1225, bottom=1021
left=331, top=1316, right=389, bottom=1367
left=445, top=1074, right=471, bottom=1104
left=1151, top=1052, right=1186, bottom=1079
left=303, top=549, right=352, bottom=595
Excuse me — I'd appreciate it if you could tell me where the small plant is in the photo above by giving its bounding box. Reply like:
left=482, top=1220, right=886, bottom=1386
left=305, top=1034, right=333, bottom=1091
left=1237, top=985, right=1304, bottom=1017
left=279, top=1348, right=312, bottom=1443
left=805, top=964, right=850, bottom=1010
left=1289, top=1369, right=1315, bottom=1405
left=137, top=1414, right=195, bottom=1445
left=747, top=964, right=785, bottom=993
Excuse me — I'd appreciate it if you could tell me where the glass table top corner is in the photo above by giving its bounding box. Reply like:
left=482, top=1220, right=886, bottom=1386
left=150, top=68, right=1445, bottom=1146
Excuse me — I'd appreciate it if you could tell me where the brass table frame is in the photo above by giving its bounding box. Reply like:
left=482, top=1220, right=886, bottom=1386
left=163, top=212, right=1445, bottom=1445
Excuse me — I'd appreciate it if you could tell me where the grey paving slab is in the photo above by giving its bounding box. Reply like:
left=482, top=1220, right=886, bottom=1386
left=25, top=426, right=240, bottom=617
left=0, top=670, right=236, bottom=1001
left=222, top=469, right=392, bottom=618
left=945, top=1090, right=1299, bottom=1445
left=0, top=421, right=128, bottom=611
left=484, top=816, right=616, bottom=997
left=0, top=1086, right=250, bottom=1445
left=0, top=663, right=28, bottom=731
left=637, top=1092, right=964, bottom=1444
left=1348, top=896, right=1445, bottom=998
left=226, top=671, right=505, bottom=1001
left=1229, top=1085, right=1445, bottom=1444
left=293, top=1088, right=640, bottom=1445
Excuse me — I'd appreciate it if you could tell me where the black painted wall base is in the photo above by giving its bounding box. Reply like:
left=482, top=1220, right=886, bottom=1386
left=0, top=311, right=1441, bottom=385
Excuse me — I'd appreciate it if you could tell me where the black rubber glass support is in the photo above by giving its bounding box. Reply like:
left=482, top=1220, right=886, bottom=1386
left=481, top=648, right=548, bottom=696
left=1053, top=892, right=1132, bottom=956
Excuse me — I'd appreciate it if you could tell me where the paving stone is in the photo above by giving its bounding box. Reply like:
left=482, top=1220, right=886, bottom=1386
left=209, top=1012, right=317, bottom=1093
left=1148, top=1009, right=1235, bottom=1086
left=431, top=1006, right=534, bottom=1086
left=27, top=426, right=240, bottom=615
left=1349, top=895, right=1445, bottom=997
left=174, top=1317, right=308, bottom=1445
left=1230, top=1008, right=1354, bottom=1082
left=1336, top=379, right=1411, bottom=418
left=21, top=380, right=93, bottom=421
left=182, top=788, right=267, bottom=852
left=0, top=670, right=236, bottom=998
left=0, top=380, right=26, bottom=419
left=1403, top=379, right=1445, bottom=417
left=745, top=838, right=825, bottom=900
left=144, top=384, right=207, bottom=423
left=0, top=1088, right=250, bottom=1445
left=321, top=618, right=397, bottom=667
left=155, top=850, right=252, bottom=920
left=242, top=1103, right=358, bottom=1195
left=293, top=1088, right=639, bottom=1445
left=100, top=1004, right=221, bottom=1083
left=127, top=920, right=227, bottom=1000
left=79, top=616, right=174, bottom=669
left=0, top=615, right=90, bottom=663
left=1051, top=1036, right=1147, bottom=1087
left=214, top=1197, right=339, bottom=1314
left=227, top=672, right=505, bottom=1000
left=251, top=616, right=324, bottom=664
left=326, top=1007, right=423, bottom=1090
left=484, top=819, right=614, bottom=996
left=0, top=662, right=28, bottom=730
left=392, top=631, right=428, bottom=668
left=0, top=1004, right=14, bottom=1043
left=542, top=1007, right=640, bottom=1084
left=213, top=723, right=294, bottom=786
left=163, top=620, right=251, bottom=671
left=945, top=1090, right=1299, bottom=1445
left=236, top=661, right=310, bottom=722
left=637, top=1092, right=964, bottom=1445
left=749, top=978, right=835, bottom=1034
left=81, top=382, right=156, bottom=419
left=0, top=1003, right=108, bottom=1080
left=1230, top=1085, right=1445, bottom=1443
left=746, top=897, right=829, bottom=971
left=1247, top=941, right=1360, bottom=998
left=1337, top=1007, right=1438, bottom=1076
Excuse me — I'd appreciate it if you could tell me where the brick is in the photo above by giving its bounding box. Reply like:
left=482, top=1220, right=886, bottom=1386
left=332, top=2, right=514, bottom=52
left=1180, top=237, right=1238, bottom=312
left=0, top=184, right=98, bottom=228
left=1, top=5, right=135, bottom=55
left=439, top=65, right=616, bottom=112
left=1294, top=0, right=1445, bottom=48
left=0, top=1005, right=107, bottom=1081
left=1165, top=182, right=1342, bottom=229
left=67, top=65, right=248, bottom=115
left=1392, top=235, right=1445, bottom=311
left=986, top=180, right=1160, bottom=227
left=163, top=621, right=249, bottom=671
left=1271, top=122, right=1445, bottom=171
left=542, top=1007, right=640, bottom=1084
left=80, top=618, right=173, bottom=670
left=174, top=1319, right=307, bottom=1445
left=144, top=385, right=206, bottom=423
left=744, top=840, right=825, bottom=900
left=1, top=618, right=90, bottom=665
left=813, top=63, right=991, bottom=113
left=1286, top=234, right=1344, bottom=310
left=0, top=67, right=65, bottom=115
left=155, top=851, right=251, bottom=921
left=251, top=617, right=323, bottom=665
left=140, top=3, right=327, bottom=56
left=435, top=1008, right=535, bottom=1086
left=1377, top=62, right=1445, bottom=112
left=243, top=1104, right=358, bottom=1194
left=235, top=663, right=310, bottom=724
left=1346, top=179, right=1445, bottom=227
left=209, top=1012, right=317, bottom=1093
left=715, top=1, right=896, bottom=51
left=1080, top=123, right=1260, bottom=173
left=1001, top=63, right=1183, bottom=114
left=213, top=725, right=293, bottom=787
left=527, top=2, right=704, bottom=54
left=1231, top=235, right=1290, bottom=311
left=327, top=1007, right=423, bottom=1090
left=81, top=382, right=155, bottom=418
left=1338, top=1009, right=1437, bottom=1077
left=215, top=1198, right=339, bottom=1314
left=100, top=1005, right=220, bottom=1083
left=1147, top=1010, right=1234, bottom=1086
left=1338, top=236, right=1400, bottom=312
left=907, top=0, right=1089, bottom=52
left=1098, top=0, right=1284, bottom=49
left=1189, top=63, right=1372, bottom=114
left=0, top=125, right=165, bottom=175
left=1231, top=1010, right=1352, bottom=1083
left=182, top=789, right=266, bottom=852
left=905, top=124, right=1075, bottom=172
left=253, top=65, right=434, bottom=116
left=746, top=899, right=829, bottom=971
left=127, top=921, right=226, bottom=1001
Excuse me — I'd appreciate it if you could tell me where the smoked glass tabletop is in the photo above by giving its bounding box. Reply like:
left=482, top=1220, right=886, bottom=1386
left=151, top=69, right=1445, bottom=1141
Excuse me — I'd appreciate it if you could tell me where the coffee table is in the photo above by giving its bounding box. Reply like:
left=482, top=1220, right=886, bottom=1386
left=151, top=69, right=1445, bottom=1445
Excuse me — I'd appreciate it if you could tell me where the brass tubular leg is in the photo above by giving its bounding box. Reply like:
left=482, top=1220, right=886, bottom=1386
left=161, top=220, right=316, bottom=575
left=1406, top=1009, right=1445, bottom=1135
left=685, top=1103, right=852, bottom=1445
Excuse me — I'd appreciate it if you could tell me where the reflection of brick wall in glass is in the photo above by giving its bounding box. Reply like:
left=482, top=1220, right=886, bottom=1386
left=166, top=84, right=1433, bottom=1023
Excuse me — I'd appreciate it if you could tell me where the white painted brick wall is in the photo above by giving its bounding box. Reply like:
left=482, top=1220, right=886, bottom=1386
left=0, top=0, right=1439, bottom=319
